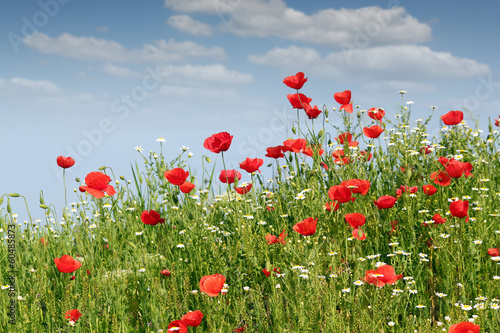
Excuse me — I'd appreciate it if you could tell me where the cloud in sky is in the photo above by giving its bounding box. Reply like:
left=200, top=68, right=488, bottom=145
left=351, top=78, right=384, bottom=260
left=248, top=45, right=491, bottom=81
left=23, top=32, right=226, bottom=63
left=166, top=15, right=213, bottom=36
left=157, top=64, right=253, bottom=85
left=165, top=0, right=432, bottom=46
left=0, top=77, right=62, bottom=95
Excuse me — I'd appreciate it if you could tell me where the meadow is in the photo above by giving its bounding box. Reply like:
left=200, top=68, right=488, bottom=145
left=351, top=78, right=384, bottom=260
left=1, top=72, right=499, bottom=332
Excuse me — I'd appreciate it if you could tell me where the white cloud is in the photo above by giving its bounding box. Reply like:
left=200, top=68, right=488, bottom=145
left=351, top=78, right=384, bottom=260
left=103, top=63, right=142, bottom=78
left=249, top=45, right=491, bottom=81
left=0, top=77, right=61, bottom=94
left=157, top=64, right=253, bottom=84
left=159, top=85, right=241, bottom=100
left=165, top=0, right=432, bottom=47
left=167, top=15, right=213, bottom=36
left=23, top=32, right=226, bottom=63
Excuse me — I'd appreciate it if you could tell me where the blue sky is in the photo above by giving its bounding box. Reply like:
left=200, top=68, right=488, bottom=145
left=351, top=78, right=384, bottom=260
left=1, top=0, right=500, bottom=221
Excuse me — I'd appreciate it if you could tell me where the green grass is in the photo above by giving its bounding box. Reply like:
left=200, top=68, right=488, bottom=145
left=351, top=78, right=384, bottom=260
left=1, top=83, right=500, bottom=332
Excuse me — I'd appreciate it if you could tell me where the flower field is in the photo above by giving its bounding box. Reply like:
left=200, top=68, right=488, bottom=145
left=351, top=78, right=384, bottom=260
left=2, top=72, right=500, bottom=332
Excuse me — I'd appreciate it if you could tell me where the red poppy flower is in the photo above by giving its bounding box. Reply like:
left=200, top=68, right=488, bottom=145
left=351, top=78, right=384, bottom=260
left=239, top=157, right=264, bottom=173
left=283, top=138, right=307, bottom=153
left=181, top=310, right=203, bottom=327
left=65, top=309, right=82, bottom=322
left=235, top=183, right=252, bottom=195
left=54, top=255, right=82, bottom=273
left=302, top=145, right=324, bottom=157
left=304, top=104, right=322, bottom=119
left=334, top=90, right=353, bottom=113
left=464, top=162, right=473, bottom=178
left=203, top=132, right=233, bottom=154
left=199, top=273, right=226, bottom=297
left=496, top=116, right=500, bottom=127
left=488, top=248, right=500, bottom=257
left=283, top=72, right=308, bottom=90
left=373, top=196, right=397, bottom=209
left=367, top=107, right=385, bottom=121
left=352, top=227, right=366, bottom=240
left=293, top=217, right=318, bottom=236
left=423, top=184, right=437, bottom=196
left=420, top=145, right=432, bottom=155
left=450, top=200, right=469, bottom=221
left=141, top=210, right=165, bottom=225
left=432, top=213, right=447, bottom=224
left=287, top=93, right=312, bottom=109
left=363, top=125, right=384, bottom=139
left=324, top=201, right=340, bottom=212
left=445, top=159, right=466, bottom=178
left=332, top=149, right=345, bottom=159
left=336, top=132, right=355, bottom=145
left=448, top=321, right=480, bottom=333
left=79, top=171, right=116, bottom=198
left=57, top=156, right=75, bottom=169
left=177, top=181, right=194, bottom=194
left=262, top=268, right=271, bottom=277
left=320, top=162, right=328, bottom=170
left=358, top=151, right=372, bottom=162
left=167, top=320, right=188, bottom=333
left=265, top=146, right=285, bottom=159
left=396, top=185, right=418, bottom=198
left=431, top=171, right=451, bottom=186
left=219, top=170, right=241, bottom=184
left=328, top=185, right=355, bottom=203
left=344, top=213, right=366, bottom=228
left=160, top=269, right=171, bottom=276
left=441, top=110, right=464, bottom=125
left=234, top=326, right=247, bottom=332
left=364, top=264, right=403, bottom=287
left=164, top=168, right=189, bottom=186
left=389, top=220, right=398, bottom=235
left=40, top=238, right=47, bottom=246
left=344, top=179, right=370, bottom=195
left=265, top=230, right=287, bottom=245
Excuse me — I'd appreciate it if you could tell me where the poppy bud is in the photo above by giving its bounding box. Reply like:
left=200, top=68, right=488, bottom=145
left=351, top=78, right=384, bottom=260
left=204, top=156, right=211, bottom=163
left=292, top=126, right=297, bottom=135
left=40, top=204, right=48, bottom=209
left=75, top=177, right=80, bottom=183
left=8, top=193, right=20, bottom=197
left=98, top=166, right=106, bottom=171
left=357, top=111, right=361, bottom=118
left=120, top=175, right=126, bottom=180
left=325, top=109, right=329, bottom=117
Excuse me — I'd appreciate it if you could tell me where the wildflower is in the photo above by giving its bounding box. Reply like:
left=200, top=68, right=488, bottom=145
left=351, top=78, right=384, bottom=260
left=415, top=304, right=426, bottom=308
left=180, top=310, right=203, bottom=327
left=283, top=72, right=308, bottom=90
left=265, top=230, right=287, bottom=245
left=56, top=156, right=75, bottom=169
left=450, top=200, right=469, bottom=222
left=345, top=213, right=366, bottom=228
left=164, top=168, right=190, bottom=186
left=441, top=110, right=464, bottom=125
left=167, top=320, right=188, bottom=333
left=219, top=170, right=242, bottom=184
left=363, top=125, right=384, bottom=139
left=293, top=217, right=317, bottom=236
left=364, top=264, right=403, bottom=287
left=334, top=90, right=353, bottom=113
left=203, top=132, right=233, bottom=154
left=373, top=196, right=397, bottom=209
left=239, top=157, right=264, bottom=173
left=156, top=137, right=166, bottom=143
left=54, top=255, right=82, bottom=273
left=141, top=210, right=165, bottom=225
left=160, top=269, right=171, bottom=277
left=65, top=309, right=82, bottom=322
left=79, top=171, right=116, bottom=198
left=199, top=274, right=226, bottom=297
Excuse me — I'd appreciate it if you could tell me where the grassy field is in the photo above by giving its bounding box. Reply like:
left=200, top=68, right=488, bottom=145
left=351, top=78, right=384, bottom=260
left=1, top=73, right=498, bottom=332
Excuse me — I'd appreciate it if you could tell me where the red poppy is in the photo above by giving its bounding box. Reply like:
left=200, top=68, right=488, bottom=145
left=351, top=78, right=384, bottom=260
left=448, top=321, right=480, bottom=333
left=160, top=269, right=171, bottom=276
left=219, top=170, right=241, bottom=184
left=178, top=181, right=195, bottom=194
left=367, top=107, right=385, bottom=121
left=79, top=171, right=116, bottom=198
left=332, top=149, right=345, bottom=159
left=363, top=125, right=384, bottom=139
left=389, top=220, right=398, bottom=235
left=328, top=185, right=355, bottom=203
left=352, top=227, right=366, bottom=240
left=234, top=326, right=247, bottom=332
left=283, top=72, right=308, bottom=90
left=265, top=146, right=285, bottom=159
left=344, top=213, right=366, bottom=228
left=54, top=255, right=82, bottom=273
left=203, top=132, right=233, bottom=153
left=432, top=213, right=447, bottom=224
left=287, top=93, right=312, bottom=109
left=488, top=248, right=500, bottom=257
left=450, top=200, right=469, bottom=222
left=181, top=310, right=203, bottom=327
left=441, top=110, right=464, bottom=125
left=65, top=309, right=82, bottom=322
left=265, top=230, right=287, bottom=245
left=199, top=273, right=226, bottom=297
left=445, top=159, right=466, bottom=178
left=239, top=157, right=264, bottom=173
left=167, top=320, right=188, bottom=333
left=293, top=217, right=318, bottom=236
left=373, top=196, right=397, bottom=209
left=358, top=151, right=372, bottom=162
left=262, top=268, right=271, bottom=277
left=283, top=138, right=307, bottom=153
left=420, top=145, right=432, bottom=155
left=464, top=162, right=473, bottom=178
left=422, top=184, right=437, bottom=196
left=336, top=132, right=356, bottom=145
left=235, top=183, right=252, bottom=195
left=164, top=168, right=189, bottom=186
left=344, top=179, right=370, bottom=195
left=364, top=264, right=403, bottom=287
left=302, top=145, right=324, bottom=157
left=431, top=171, right=451, bottom=186
left=304, top=104, right=322, bottom=119
left=496, top=116, right=500, bottom=127
left=141, top=210, right=165, bottom=225
left=57, top=156, right=75, bottom=169
left=320, top=162, right=328, bottom=170
left=40, top=238, right=47, bottom=246
left=334, top=90, right=353, bottom=113
left=324, top=201, right=340, bottom=212
left=395, top=185, right=418, bottom=198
